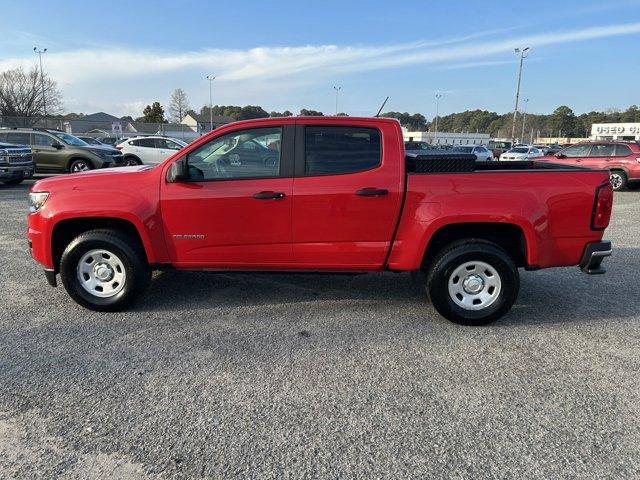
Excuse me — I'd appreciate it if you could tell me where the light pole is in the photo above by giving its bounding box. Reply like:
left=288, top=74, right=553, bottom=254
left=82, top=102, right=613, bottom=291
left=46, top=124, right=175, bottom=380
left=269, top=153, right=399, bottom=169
left=206, top=75, right=215, bottom=132
left=333, top=86, right=341, bottom=115
left=520, top=98, right=529, bottom=143
left=33, top=47, right=47, bottom=118
left=510, top=46, right=530, bottom=145
left=434, top=93, right=443, bottom=145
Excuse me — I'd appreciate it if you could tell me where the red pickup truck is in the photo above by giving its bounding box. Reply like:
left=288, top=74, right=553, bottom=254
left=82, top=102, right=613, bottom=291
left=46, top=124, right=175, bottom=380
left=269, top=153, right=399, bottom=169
left=27, top=117, right=613, bottom=325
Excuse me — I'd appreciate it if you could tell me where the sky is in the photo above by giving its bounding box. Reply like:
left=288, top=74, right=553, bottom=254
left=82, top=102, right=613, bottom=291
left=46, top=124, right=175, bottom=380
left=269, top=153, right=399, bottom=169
left=1, top=0, right=640, bottom=119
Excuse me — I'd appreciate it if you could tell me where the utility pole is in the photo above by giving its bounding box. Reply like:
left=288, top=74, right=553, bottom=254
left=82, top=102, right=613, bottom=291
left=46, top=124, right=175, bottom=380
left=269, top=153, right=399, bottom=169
left=511, top=46, right=530, bottom=145
left=520, top=98, right=529, bottom=143
left=333, top=86, right=341, bottom=115
left=33, top=47, right=48, bottom=118
left=434, top=93, right=443, bottom=145
left=206, top=75, right=215, bottom=132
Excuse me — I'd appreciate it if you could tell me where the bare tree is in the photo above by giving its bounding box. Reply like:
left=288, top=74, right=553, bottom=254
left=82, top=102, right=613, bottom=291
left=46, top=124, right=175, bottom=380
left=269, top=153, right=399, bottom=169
left=169, top=88, right=190, bottom=123
left=0, top=66, right=63, bottom=126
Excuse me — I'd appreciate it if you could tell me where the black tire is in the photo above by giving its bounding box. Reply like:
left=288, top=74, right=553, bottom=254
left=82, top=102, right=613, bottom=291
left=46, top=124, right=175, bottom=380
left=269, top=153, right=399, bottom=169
left=426, top=240, right=519, bottom=326
left=69, top=158, right=93, bottom=173
left=59, top=229, right=151, bottom=311
left=3, top=178, right=24, bottom=185
left=124, top=156, right=142, bottom=166
left=609, top=170, right=627, bottom=191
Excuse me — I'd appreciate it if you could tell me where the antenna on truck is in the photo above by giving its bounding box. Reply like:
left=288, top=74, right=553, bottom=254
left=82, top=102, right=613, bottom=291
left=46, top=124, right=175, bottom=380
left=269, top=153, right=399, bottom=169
left=375, top=96, right=389, bottom=117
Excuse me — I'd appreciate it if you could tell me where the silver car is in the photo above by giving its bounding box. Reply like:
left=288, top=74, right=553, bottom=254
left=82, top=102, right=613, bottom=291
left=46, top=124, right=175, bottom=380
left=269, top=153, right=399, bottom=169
left=452, top=145, right=494, bottom=161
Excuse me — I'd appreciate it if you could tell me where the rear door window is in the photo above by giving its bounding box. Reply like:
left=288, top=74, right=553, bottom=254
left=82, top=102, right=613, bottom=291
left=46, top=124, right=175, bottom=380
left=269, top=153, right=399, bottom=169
left=134, top=138, right=156, bottom=148
left=304, top=126, right=381, bottom=175
left=590, top=144, right=615, bottom=157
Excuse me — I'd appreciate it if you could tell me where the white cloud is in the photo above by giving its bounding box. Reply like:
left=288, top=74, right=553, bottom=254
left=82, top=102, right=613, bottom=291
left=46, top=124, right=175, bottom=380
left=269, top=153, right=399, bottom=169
left=1, top=21, right=639, bottom=115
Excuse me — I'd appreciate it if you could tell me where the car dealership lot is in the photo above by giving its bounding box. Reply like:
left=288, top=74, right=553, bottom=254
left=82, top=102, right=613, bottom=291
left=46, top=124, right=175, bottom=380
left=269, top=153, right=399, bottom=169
left=1, top=181, right=639, bottom=478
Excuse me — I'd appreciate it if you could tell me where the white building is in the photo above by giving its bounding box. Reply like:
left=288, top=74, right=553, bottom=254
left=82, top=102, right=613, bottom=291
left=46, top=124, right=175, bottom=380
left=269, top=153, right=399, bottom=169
left=403, top=129, right=490, bottom=146
left=591, top=123, right=640, bottom=141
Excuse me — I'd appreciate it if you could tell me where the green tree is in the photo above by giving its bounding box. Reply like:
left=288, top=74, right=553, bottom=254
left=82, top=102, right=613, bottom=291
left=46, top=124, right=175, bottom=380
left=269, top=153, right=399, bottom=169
left=548, top=106, right=578, bottom=137
left=381, top=112, right=428, bottom=131
left=141, top=102, right=166, bottom=123
left=300, top=109, right=324, bottom=116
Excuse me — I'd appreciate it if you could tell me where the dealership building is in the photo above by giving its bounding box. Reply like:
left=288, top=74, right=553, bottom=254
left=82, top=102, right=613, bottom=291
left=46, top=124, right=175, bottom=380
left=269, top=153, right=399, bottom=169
left=591, top=123, right=640, bottom=141
left=403, top=129, right=491, bottom=146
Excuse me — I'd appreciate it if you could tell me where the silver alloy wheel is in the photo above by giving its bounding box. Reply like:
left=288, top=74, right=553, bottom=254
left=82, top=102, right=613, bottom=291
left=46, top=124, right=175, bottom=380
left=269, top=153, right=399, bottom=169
left=76, top=249, right=126, bottom=298
left=126, top=158, right=139, bottom=166
left=71, top=160, right=90, bottom=172
left=448, top=260, right=502, bottom=311
left=610, top=172, right=623, bottom=190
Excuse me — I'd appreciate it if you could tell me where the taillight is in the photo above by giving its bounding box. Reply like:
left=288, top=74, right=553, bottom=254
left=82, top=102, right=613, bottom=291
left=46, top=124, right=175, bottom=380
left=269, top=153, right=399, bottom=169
left=591, top=182, right=613, bottom=230
left=116, top=145, right=123, bottom=150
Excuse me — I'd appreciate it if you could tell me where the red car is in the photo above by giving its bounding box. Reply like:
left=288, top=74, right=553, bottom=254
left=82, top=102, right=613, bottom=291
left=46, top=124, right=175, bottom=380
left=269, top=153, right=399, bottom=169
left=27, top=117, right=613, bottom=325
left=540, top=141, right=640, bottom=191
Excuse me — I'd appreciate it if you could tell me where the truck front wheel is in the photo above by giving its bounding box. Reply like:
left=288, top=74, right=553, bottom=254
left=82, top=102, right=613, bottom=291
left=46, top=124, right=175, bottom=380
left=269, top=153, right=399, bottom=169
left=59, top=229, right=150, bottom=311
left=426, top=241, right=519, bottom=326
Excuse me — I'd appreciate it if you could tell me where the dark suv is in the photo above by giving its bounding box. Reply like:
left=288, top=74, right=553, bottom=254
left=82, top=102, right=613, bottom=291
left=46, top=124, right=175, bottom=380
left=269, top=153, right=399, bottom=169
left=0, top=129, right=124, bottom=173
left=0, top=142, right=35, bottom=185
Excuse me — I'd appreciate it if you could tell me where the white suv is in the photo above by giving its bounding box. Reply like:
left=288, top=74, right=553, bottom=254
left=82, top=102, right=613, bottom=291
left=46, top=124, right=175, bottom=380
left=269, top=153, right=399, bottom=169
left=116, top=136, right=187, bottom=165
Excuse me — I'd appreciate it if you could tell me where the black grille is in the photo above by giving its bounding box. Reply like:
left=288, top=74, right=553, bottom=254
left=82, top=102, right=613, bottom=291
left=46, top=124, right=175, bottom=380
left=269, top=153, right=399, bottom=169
left=407, top=153, right=477, bottom=173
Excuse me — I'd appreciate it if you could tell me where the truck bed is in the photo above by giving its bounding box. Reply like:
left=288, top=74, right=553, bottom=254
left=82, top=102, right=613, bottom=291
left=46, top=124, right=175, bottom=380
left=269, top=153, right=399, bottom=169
left=405, top=153, right=594, bottom=174
left=388, top=154, right=610, bottom=271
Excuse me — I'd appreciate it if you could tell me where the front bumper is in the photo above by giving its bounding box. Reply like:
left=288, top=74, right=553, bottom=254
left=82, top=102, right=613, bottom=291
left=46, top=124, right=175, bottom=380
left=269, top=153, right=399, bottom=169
left=579, top=240, right=611, bottom=274
left=0, top=163, right=35, bottom=180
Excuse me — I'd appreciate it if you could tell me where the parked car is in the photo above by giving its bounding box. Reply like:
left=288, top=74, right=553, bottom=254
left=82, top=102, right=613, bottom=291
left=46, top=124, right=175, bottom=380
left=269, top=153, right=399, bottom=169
left=77, top=136, right=109, bottom=146
left=27, top=117, right=613, bottom=326
left=0, top=141, right=35, bottom=185
left=95, top=136, right=125, bottom=146
left=499, top=146, right=544, bottom=161
left=116, top=136, right=188, bottom=165
left=452, top=145, right=494, bottom=161
left=404, top=141, right=433, bottom=151
left=488, top=141, right=512, bottom=158
left=0, top=129, right=124, bottom=173
left=539, top=141, right=640, bottom=191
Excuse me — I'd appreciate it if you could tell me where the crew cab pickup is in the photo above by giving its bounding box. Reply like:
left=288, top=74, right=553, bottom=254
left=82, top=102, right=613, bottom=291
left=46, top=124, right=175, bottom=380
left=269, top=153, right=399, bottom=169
left=27, top=117, right=613, bottom=325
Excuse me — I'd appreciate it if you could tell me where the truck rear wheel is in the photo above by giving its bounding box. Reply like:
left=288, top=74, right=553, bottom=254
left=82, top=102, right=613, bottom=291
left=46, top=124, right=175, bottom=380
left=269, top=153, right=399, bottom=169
left=426, top=240, right=519, bottom=326
left=59, top=229, right=150, bottom=311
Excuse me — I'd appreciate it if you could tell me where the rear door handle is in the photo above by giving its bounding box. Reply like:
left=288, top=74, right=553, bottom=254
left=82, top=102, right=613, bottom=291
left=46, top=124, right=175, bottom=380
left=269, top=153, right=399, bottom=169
left=253, top=191, right=286, bottom=200
left=356, top=188, right=389, bottom=197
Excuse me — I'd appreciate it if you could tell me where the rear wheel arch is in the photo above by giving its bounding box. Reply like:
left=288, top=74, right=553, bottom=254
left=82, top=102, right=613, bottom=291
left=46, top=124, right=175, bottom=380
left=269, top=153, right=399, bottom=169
left=51, top=217, right=150, bottom=271
left=421, top=222, right=529, bottom=269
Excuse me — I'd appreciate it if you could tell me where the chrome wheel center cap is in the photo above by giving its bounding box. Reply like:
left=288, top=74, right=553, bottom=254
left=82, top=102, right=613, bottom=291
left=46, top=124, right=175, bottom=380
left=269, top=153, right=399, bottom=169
left=463, top=274, right=484, bottom=294
left=94, top=263, right=114, bottom=282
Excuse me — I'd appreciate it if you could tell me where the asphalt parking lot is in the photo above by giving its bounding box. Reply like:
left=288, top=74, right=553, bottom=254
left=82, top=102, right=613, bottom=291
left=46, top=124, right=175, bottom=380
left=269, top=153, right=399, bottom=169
left=1, top=179, right=639, bottom=479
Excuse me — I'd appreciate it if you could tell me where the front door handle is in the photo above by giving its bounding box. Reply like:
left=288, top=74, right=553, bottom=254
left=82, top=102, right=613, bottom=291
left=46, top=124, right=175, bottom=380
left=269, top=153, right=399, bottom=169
left=356, top=188, right=389, bottom=197
left=253, top=191, right=286, bottom=200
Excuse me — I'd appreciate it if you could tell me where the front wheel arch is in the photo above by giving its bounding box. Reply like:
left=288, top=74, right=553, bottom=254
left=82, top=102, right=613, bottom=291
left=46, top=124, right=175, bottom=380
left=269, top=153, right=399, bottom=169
left=67, top=157, right=96, bottom=172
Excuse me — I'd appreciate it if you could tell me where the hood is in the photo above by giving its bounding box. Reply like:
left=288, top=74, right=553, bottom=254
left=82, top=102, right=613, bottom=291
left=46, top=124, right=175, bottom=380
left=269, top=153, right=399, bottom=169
left=75, top=145, right=119, bottom=155
left=32, top=165, right=153, bottom=191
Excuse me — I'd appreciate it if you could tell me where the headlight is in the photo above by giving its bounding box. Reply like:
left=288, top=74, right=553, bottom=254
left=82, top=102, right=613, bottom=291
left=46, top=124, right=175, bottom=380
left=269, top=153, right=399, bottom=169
left=0, top=150, right=7, bottom=164
left=29, top=192, right=49, bottom=213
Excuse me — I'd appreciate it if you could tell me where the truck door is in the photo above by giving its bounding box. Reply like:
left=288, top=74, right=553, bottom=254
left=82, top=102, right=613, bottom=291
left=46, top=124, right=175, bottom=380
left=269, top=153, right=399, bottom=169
left=160, top=125, right=295, bottom=268
left=292, top=122, right=403, bottom=269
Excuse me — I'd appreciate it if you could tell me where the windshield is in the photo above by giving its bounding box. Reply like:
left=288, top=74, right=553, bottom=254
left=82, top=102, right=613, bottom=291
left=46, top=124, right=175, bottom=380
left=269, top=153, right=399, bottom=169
left=453, top=146, right=474, bottom=153
left=509, top=148, right=529, bottom=153
left=52, top=132, right=89, bottom=146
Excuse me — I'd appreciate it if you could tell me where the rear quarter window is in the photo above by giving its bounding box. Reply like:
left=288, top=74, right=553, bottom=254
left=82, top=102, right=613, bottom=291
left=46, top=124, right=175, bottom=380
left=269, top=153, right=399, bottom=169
left=304, top=126, right=381, bottom=175
left=615, top=144, right=633, bottom=156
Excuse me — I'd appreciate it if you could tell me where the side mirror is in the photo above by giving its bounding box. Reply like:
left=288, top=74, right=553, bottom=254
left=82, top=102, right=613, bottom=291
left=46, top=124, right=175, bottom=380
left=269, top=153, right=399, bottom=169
left=52, top=142, right=65, bottom=150
left=167, top=158, right=188, bottom=182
